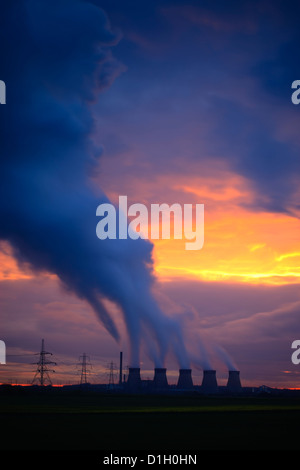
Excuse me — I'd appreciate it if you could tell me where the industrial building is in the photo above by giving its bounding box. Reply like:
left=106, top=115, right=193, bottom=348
left=121, top=359, right=244, bottom=395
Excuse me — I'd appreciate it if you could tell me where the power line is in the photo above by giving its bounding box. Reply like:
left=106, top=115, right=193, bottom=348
left=4, top=343, right=123, bottom=386
left=78, top=353, right=92, bottom=385
left=6, top=354, right=38, bottom=357
left=31, top=339, right=56, bottom=386
left=107, top=361, right=117, bottom=388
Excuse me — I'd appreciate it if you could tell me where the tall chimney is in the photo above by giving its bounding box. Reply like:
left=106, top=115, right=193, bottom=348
left=201, top=370, right=218, bottom=394
left=119, top=351, right=123, bottom=386
left=126, top=367, right=141, bottom=391
left=226, top=370, right=242, bottom=393
left=177, top=368, right=193, bottom=390
left=153, top=368, right=168, bottom=390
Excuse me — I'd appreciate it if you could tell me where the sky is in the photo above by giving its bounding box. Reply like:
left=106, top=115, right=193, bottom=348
left=0, top=0, right=300, bottom=388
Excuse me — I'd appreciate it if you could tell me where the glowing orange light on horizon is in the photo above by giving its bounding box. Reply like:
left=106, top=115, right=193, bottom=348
left=0, top=168, right=299, bottom=288
left=151, top=198, right=300, bottom=286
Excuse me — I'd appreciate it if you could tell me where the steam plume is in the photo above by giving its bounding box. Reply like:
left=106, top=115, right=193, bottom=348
left=0, top=0, right=190, bottom=367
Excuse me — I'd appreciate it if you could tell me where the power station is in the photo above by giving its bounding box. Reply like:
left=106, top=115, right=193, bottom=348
left=26, top=342, right=246, bottom=395
left=119, top=354, right=243, bottom=395
left=177, top=369, right=193, bottom=390
left=121, top=366, right=243, bottom=395
left=226, top=370, right=242, bottom=393
left=153, top=368, right=169, bottom=390
left=126, top=367, right=142, bottom=391
left=201, top=370, right=218, bottom=394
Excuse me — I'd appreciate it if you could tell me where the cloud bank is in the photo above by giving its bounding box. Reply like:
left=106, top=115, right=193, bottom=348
left=0, top=0, right=192, bottom=368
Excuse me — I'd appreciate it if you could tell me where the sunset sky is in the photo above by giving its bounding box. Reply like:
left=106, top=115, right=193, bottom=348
left=0, top=0, right=300, bottom=388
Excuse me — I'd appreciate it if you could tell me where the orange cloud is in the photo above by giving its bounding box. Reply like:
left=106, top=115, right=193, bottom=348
left=2, top=165, right=299, bottom=288
left=97, top=157, right=300, bottom=287
left=0, top=242, right=56, bottom=282
left=0, top=242, right=33, bottom=281
left=152, top=207, right=300, bottom=285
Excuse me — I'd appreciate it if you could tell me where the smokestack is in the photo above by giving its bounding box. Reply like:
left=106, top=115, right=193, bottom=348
left=126, top=367, right=142, bottom=391
left=119, top=352, right=123, bottom=386
left=177, top=369, right=193, bottom=390
left=153, top=368, right=168, bottom=390
left=226, top=370, right=242, bottom=393
left=201, top=370, right=218, bottom=394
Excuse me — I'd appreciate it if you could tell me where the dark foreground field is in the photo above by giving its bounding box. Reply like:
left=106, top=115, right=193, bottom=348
left=1, top=388, right=300, bottom=453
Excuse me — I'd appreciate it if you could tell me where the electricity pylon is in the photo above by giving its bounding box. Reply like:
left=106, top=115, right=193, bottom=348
left=32, top=339, right=56, bottom=386
left=78, top=353, right=91, bottom=385
left=108, top=361, right=116, bottom=387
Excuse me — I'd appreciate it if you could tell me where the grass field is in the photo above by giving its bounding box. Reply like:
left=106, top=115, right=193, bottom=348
left=1, top=389, right=300, bottom=452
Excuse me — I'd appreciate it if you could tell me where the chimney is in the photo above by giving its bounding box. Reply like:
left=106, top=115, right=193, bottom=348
left=201, top=370, right=218, bottom=394
left=153, top=368, right=168, bottom=390
left=119, top=352, right=123, bottom=386
left=177, top=368, right=193, bottom=390
left=126, top=367, right=141, bottom=391
left=226, top=370, right=242, bottom=393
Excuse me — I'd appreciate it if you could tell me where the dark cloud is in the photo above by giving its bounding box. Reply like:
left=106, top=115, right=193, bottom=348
left=0, top=0, right=197, bottom=370
left=93, top=0, right=300, bottom=215
left=0, top=0, right=126, bottom=341
left=203, top=96, right=300, bottom=214
left=1, top=0, right=299, bottom=386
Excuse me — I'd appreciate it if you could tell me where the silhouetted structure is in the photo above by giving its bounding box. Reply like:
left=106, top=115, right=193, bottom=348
left=201, top=369, right=218, bottom=394
left=226, top=370, right=242, bottom=392
left=32, top=339, right=56, bottom=386
left=108, top=361, right=116, bottom=386
left=119, top=352, right=123, bottom=386
left=153, top=368, right=168, bottom=390
left=177, top=368, right=193, bottom=390
left=126, top=367, right=141, bottom=391
left=79, top=353, right=91, bottom=385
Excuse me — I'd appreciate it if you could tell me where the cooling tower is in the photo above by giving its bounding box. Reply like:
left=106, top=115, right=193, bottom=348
left=153, top=368, right=168, bottom=390
left=126, top=367, right=141, bottom=391
left=177, top=368, right=194, bottom=390
left=226, top=370, right=242, bottom=392
left=201, top=369, right=218, bottom=393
